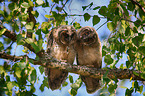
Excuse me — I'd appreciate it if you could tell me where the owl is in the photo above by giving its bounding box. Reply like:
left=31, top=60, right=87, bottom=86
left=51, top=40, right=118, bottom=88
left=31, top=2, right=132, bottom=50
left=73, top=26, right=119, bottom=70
left=75, top=26, right=102, bottom=93
left=45, top=25, right=76, bottom=90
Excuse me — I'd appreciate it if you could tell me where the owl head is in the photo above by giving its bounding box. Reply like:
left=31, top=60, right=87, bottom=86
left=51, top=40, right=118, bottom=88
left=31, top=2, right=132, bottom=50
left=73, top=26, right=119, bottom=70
left=53, top=25, right=76, bottom=45
left=77, top=26, right=98, bottom=46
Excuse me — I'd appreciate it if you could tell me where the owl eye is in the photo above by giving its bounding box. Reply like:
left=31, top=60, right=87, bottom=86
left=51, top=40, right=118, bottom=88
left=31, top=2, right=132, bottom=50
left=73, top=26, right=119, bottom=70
left=62, top=33, right=69, bottom=38
left=70, top=33, right=75, bottom=39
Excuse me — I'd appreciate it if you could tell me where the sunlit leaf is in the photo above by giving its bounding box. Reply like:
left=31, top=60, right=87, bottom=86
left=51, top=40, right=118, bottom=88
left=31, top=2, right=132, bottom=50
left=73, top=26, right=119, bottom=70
left=68, top=88, right=77, bottom=96
left=0, top=28, right=6, bottom=35
left=21, top=2, right=30, bottom=8
left=7, top=82, right=14, bottom=91
left=31, top=11, right=39, bottom=18
left=107, top=22, right=114, bottom=32
left=25, top=22, right=34, bottom=30
left=36, top=0, right=44, bottom=5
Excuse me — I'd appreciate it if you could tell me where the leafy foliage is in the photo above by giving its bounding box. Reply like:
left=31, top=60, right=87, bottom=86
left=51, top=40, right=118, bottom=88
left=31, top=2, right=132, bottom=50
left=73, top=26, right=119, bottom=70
left=0, top=0, right=145, bottom=96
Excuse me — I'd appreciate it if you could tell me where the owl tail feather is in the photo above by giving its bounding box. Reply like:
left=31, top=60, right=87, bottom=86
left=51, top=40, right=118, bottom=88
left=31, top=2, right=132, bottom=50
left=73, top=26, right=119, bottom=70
left=81, top=76, right=101, bottom=94
left=45, top=68, right=68, bottom=90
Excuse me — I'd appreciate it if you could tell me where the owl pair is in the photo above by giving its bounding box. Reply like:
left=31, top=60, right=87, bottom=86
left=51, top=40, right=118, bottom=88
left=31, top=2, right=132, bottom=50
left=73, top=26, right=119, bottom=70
left=45, top=25, right=102, bottom=94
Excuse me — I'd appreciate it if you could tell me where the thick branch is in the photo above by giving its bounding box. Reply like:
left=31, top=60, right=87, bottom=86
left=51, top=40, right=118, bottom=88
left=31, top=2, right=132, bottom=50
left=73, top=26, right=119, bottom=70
left=0, top=52, right=24, bottom=61
left=0, top=52, right=144, bottom=81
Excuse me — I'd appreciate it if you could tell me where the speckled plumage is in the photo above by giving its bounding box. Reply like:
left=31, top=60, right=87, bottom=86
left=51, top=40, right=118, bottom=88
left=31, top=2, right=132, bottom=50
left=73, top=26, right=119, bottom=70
left=75, top=26, right=102, bottom=93
left=45, top=25, right=76, bottom=90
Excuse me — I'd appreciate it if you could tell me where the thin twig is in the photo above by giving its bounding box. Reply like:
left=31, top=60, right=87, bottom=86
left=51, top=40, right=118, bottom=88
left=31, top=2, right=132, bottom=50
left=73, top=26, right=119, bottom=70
left=96, top=21, right=108, bottom=31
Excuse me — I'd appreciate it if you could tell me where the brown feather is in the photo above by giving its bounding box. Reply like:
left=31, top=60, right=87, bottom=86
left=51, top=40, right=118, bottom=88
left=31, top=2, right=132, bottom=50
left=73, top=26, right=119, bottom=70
left=75, top=26, right=102, bottom=93
left=45, top=25, right=76, bottom=90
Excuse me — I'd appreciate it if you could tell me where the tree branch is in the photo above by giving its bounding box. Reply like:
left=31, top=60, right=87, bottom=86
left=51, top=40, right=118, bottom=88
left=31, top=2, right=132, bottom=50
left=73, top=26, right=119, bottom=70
left=0, top=52, right=144, bottom=81
left=131, top=0, right=145, bottom=13
left=0, top=52, right=24, bottom=61
left=0, top=27, right=44, bottom=57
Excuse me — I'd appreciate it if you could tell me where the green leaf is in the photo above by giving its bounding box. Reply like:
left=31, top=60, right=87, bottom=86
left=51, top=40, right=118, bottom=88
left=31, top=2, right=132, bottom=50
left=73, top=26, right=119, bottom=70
left=40, top=84, right=45, bottom=92
left=125, top=26, right=131, bottom=36
left=108, top=83, right=117, bottom=93
left=39, top=66, right=44, bottom=74
left=25, top=38, right=40, bottom=53
left=15, top=66, right=21, bottom=78
left=71, top=78, right=82, bottom=90
left=36, top=0, right=44, bottom=5
left=125, top=88, right=134, bottom=96
left=98, top=6, right=107, bottom=16
left=62, top=81, right=68, bottom=87
left=134, top=81, right=139, bottom=92
left=127, top=2, right=135, bottom=11
left=51, top=0, right=59, bottom=3
left=83, top=13, right=91, bottom=21
left=0, top=66, right=5, bottom=74
left=73, top=22, right=81, bottom=29
left=31, top=43, right=40, bottom=53
left=25, top=22, right=34, bottom=30
left=29, top=69, right=37, bottom=83
left=17, top=34, right=24, bottom=45
left=82, top=6, right=87, bottom=11
left=107, top=22, right=114, bottom=32
left=41, top=22, right=51, bottom=34
left=93, top=6, right=100, bottom=10
left=45, top=15, right=53, bottom=18
left=112, top=15, right=119, bottom=25
left=69, top=75, right=73, bottom=83
left=7, top=82, right=14, bottom=91
left=104, top=55, right=113, bottom=65
left=68, top=88, right=77, bottom=96
left=0, top=42, right=4, bottom=51
left=25, top=38, right=34, bottom=44
left=8, top=3, right=16, bottom=10
left=134, top=20, right=141, bottom=28
left=126, top=61, right=132, bottom=68
left=31, top=11, right=39, bottom=18
left=82, top=2, right=93, bottom=11
left=138, top=85, right=143, bottom=94
left=38, top=39, right=43, bottom=50
left=42, top=0, right=49, bottom=7
left=0, top=28, right=6, bottom=35
left=138, top=46, right=145, bottom=56
left=92, top=15, right=100, bottom=26
left=36, top=29, right=41, bottom=35
left=120, top=3, right=129, bottom=16
left=0, top=10, right=4, bottom=15
left=132, top=34, right=144, bottom=47
left=21, top=2, right=30, bottom=8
